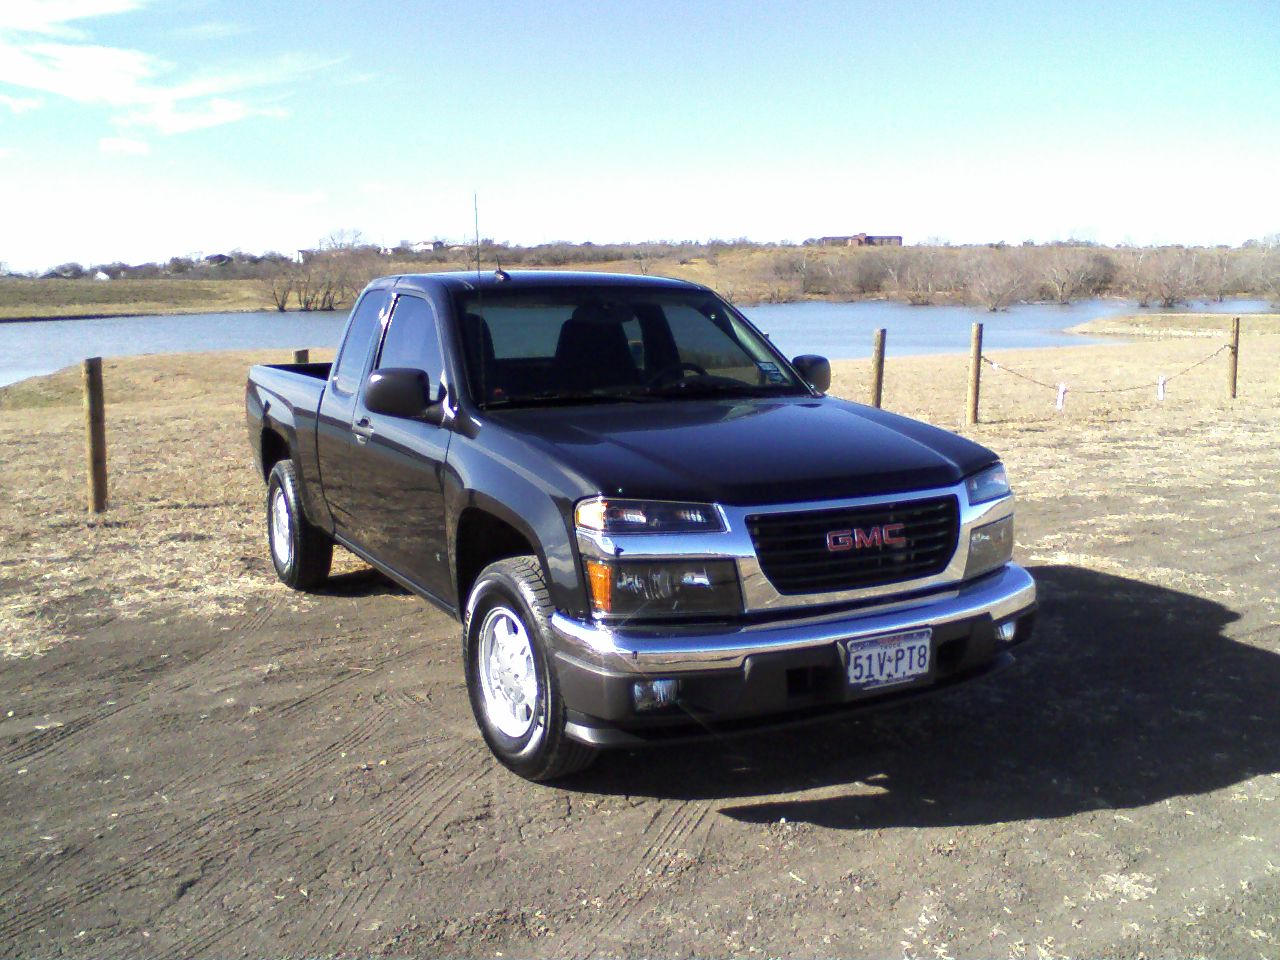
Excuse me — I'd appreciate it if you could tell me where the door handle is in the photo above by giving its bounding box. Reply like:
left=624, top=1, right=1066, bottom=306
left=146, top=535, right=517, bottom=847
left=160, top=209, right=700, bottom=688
left=352, top=417, right=375, bottom=444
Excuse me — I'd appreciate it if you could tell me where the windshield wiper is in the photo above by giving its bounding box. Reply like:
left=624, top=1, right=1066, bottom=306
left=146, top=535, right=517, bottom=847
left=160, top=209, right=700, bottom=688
left=642, top=379, right=806, bottom=400
left=482, top=390, right=658, bottom=409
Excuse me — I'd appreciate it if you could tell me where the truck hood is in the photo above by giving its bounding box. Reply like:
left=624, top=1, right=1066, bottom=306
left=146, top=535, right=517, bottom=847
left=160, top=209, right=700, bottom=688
left=489, top=396, right=998, bottom=505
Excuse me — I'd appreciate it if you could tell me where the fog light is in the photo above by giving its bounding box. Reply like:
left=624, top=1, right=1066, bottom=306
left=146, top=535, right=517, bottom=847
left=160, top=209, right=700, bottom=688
left=995, top=619, right=1018, bottom=644
left=632, top=679, right=680, bottom=712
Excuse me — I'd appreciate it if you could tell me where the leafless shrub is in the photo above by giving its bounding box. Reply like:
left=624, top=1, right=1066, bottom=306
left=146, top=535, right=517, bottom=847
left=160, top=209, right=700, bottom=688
left=257, top=263, right=295, bottom=312
left=965, top=247, right=1030, bottom=311
left=884, top=247, right=957, bottom=305
left=1040, top=246, right=1096, bottom=304
left=1125, top=247, right=1201, bottom=308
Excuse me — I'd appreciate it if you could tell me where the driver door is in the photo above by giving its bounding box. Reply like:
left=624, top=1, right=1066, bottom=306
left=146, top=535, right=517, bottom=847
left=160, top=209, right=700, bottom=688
left=346, top=292, right=454, bottom=604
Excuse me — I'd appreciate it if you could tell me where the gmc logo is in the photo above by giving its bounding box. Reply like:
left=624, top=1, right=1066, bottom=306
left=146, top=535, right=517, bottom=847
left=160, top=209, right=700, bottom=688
left=826, top=524, right=907, bottom=552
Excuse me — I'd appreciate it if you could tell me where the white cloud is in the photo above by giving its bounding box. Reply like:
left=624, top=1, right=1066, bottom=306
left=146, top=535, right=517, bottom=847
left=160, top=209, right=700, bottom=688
left=173, top=21, right=248, bottom=41
left=121, top=97, right=287, bottom=135
left=0, top=4, right=339, bottom=136
left=99, top=135, right=149, bottom=155
left=0, top=40, right=161, bottom=106
left=0, top=93, right=42, bottom=113
left=0, top=147, right=13, bottom=159
left=2, top=0, right=148, bottom=37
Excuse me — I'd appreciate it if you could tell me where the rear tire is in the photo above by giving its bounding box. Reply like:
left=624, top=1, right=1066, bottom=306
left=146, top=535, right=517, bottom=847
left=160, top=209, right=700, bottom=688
left=267, top=460, right=333, bottom=590
left=464, top=556, right=596, bottom=781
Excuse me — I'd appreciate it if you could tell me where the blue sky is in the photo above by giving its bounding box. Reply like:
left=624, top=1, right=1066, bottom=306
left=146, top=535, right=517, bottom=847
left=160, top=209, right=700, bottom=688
left=1, top=0, right=1277, bottom=271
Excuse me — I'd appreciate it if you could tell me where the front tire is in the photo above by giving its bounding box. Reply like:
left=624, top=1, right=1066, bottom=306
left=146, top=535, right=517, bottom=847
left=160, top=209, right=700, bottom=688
left=266, top=460, right=333, bottom=590
left=464, top=556, right=596, bottom=781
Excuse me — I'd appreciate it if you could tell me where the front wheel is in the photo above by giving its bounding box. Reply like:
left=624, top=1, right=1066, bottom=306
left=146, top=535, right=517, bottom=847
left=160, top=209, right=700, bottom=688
left=464, top=556, right=596, bottom=781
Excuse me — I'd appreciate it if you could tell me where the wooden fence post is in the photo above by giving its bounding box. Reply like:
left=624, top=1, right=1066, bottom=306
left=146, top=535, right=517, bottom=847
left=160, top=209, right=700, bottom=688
left=83, top=357, right=108, bottom=514
left=869, top=328, right=886, bottom=408
left=966, top=322, right=983, bottom=426
left=293, top=348, right=310, bottom=364
left=1227, top=317, right=1240, bottom=399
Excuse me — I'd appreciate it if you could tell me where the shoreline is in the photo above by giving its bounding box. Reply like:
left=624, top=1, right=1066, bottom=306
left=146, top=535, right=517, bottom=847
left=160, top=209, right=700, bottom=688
left=0, top=289, right=1139, bottom=323
left=0, top=305, right=290, bottom=323
left=0, top=332, right=1124, bottom=393
left=6, top=307, right=1272, bottom=391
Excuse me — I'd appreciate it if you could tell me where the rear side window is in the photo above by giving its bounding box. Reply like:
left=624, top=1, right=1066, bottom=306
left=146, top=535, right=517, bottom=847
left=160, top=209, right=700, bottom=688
left=332, top=291, right=388, bottom=395
left=377, top=295, right=444, bottom=386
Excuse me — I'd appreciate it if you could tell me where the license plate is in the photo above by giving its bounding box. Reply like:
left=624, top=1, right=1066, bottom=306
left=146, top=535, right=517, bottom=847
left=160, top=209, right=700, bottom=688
left=845, top=628, right=932, bottom=691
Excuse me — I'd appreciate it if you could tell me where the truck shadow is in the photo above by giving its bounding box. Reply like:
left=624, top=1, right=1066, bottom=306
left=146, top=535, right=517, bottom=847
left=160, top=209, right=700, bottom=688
left=582, top=564, right=1279, bottom=828
left=314, top=568, right=408, bottom=598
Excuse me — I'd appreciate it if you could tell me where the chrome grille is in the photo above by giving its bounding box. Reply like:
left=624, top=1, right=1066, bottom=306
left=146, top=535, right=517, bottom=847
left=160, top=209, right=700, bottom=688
left=746, top=495, right=960, bottom=595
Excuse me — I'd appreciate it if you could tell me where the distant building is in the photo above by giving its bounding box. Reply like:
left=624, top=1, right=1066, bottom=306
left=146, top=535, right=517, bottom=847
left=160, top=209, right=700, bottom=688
left=409, top=240, right=446, bottom=254
left=817, top=233, right=903, bottom=247
left=93, top=270, right=111, bottom=281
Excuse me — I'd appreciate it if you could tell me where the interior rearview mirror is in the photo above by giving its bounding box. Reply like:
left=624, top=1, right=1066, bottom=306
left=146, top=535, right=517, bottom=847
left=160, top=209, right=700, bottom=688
left=364, top=368, right=433, bottom=419
left=791, top=355, right=831, bottom=393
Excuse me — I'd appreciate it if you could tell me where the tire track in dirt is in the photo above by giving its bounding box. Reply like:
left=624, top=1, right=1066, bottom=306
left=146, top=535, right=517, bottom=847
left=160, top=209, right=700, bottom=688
left=0, top=710, right=393, bottom=945
left=152, top=912, right=261, bottom=960
left=270, top=645, right=421, bottom=720
left=0, top=701, right=133, bottom=766
left=293, top=740, right=494, bottom=953
left=0, top=601, right=284, bottom=768
left=558, top=799, right=717, bottom=960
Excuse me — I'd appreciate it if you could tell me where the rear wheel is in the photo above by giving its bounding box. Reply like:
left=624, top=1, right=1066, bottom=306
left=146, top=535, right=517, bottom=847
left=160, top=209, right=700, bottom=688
left=464, top=556, right=596, bottom=781
left=266, top=460, right=333, bottom=590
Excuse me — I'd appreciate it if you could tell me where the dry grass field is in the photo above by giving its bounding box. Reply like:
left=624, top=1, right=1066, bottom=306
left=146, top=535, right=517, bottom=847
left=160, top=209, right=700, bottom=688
left=1, top=325, right=1278, bottom=957
left=0, top=277, right=268, bottom=320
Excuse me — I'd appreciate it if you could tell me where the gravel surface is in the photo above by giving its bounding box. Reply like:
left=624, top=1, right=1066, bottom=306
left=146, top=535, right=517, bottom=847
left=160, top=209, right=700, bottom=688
left=2, top=328, right=1277, bottom=957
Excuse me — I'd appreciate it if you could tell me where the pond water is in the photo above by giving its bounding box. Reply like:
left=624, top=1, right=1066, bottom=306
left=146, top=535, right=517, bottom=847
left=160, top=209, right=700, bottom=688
left=0, top=298, right=1270, bottom=388
left=744, top=298, right=1269, bottom=361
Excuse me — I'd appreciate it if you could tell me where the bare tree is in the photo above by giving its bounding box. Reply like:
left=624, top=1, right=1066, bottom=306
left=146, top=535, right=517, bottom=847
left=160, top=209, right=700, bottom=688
left=1041, top=246, right=1095, bottom=304
left=1128, top=247, right=1200, bottom=308
left=828, top=250, right=890, bottom=297
left=1258, top=246, right=1280, bottom=306
left=965, top=248, right=1029, bottom=311
left=258, top=263, right=296, bottom=311
left=885, top=247, right=954, bottom=305
left=1200, top=247, right=1241, bottom=302
left=768, top=250, right=810, bottom=299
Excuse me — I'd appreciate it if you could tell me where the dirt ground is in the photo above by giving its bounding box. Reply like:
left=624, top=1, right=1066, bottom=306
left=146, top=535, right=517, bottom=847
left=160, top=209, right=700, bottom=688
left=1, top=322, right=1278, bottom=958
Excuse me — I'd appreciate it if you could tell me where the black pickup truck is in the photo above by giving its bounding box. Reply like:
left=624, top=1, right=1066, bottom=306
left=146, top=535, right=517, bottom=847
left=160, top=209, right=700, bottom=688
left=246, top=271, right=1035, bottom=780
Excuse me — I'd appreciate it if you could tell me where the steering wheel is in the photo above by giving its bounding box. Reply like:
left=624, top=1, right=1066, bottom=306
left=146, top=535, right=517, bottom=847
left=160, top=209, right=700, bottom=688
left=645, top=361, right=708, bottom=387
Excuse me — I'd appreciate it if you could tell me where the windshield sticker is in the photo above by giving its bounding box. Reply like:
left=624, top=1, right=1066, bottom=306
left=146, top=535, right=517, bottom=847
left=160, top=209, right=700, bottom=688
left=756, top=361, right=786, bottom=384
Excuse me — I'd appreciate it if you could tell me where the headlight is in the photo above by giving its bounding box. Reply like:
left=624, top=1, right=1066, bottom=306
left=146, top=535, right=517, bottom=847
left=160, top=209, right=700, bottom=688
left=966, top=516, right=1014, bottom=578
left=583, top=558, right=742, bottom=619
left=574, top=497, right=724, bottom=534
left=965, top=463, right=1010, bottom=504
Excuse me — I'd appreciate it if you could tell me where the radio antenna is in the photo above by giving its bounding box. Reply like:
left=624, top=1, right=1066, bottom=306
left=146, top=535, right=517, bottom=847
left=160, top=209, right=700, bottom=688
left=473, top=193, right=482, bottom=283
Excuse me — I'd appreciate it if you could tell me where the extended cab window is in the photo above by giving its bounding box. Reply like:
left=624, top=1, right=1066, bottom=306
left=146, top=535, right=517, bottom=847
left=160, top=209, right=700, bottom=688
left=332, top=291, right=387, bottom=395
left=378, top=294, right=444, bottom=387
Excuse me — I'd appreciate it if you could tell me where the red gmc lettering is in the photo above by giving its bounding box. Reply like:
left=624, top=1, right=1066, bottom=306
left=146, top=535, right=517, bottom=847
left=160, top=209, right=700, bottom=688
left=829, top=524, right=908, bottom=551
left=881, top=522, right=907, bottom=546
left=854, top=527, right=883, bottom=549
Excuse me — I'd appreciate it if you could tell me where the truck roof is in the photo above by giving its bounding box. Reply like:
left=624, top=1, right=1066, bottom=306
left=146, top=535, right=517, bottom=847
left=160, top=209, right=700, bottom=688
left=372, top=270, right=705, bottom=295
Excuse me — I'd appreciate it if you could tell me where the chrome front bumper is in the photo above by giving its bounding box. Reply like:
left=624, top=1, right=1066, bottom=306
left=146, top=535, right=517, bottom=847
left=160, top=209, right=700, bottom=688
left=550, top=562, right=1037, bottom=676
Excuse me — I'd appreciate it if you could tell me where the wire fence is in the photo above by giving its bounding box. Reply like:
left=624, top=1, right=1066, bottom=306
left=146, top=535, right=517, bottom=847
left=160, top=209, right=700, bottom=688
left=945, top=317, right=1245, bottom=420
left=981, top=343, right=1230, bottom=396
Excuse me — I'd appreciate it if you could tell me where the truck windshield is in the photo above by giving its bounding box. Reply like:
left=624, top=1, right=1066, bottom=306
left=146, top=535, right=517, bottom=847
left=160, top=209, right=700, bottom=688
left=455, top=287, right=807, bottom=408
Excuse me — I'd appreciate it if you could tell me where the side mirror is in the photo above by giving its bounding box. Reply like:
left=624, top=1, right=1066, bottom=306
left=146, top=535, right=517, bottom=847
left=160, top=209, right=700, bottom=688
left=364, top=367, right=432, bottom=419
left=792, top=355, right=831, bottom=393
